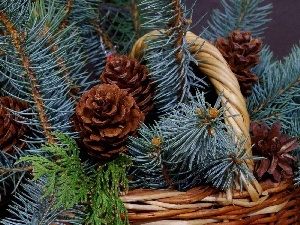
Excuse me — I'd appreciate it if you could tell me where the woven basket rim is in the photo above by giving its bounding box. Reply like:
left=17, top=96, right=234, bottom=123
left=121, top=177, right=300, bottom=224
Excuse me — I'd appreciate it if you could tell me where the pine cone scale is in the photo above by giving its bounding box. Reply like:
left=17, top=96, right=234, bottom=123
left=255, top=158, right=270, bottom=179
left=251, top=121, right=298, bottom=182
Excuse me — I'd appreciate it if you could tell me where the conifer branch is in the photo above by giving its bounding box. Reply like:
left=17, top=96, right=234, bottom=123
left=201, top=136, right=262, bottom=191
left=128, top=91, right=257, bottom=191
left=31, top=1, right=79, bottom=101
left=1, top=177, right=85, bottom=225
left=128, top=123, right=171, bottom=190
left=0, top=11, right=55, bottom=144
left=132, top=1, right=206, bottom=112
left=168, top=0, right=193, bottom=97
left=202, top=0, right=272, bottom=41
left=251, top=79, right=300, bottom=115
left=169, top=0, right=185, bottom=54
left=50, top=0, right=104, bottom=90
left=248, top=45, right=300, bottom=133
left=86, top=155, right=130, bottom=225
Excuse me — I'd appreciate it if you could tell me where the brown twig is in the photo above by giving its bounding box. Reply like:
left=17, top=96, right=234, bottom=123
left=60, top=0, right=73, bottom=30
left=168, top=0, right=192, bottom=97
left=0, top=11, right=55, bottom=144
left=0, top=165, right=33, bottom=174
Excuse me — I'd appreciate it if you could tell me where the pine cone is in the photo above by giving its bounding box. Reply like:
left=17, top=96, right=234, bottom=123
left=216, top=30, right=262, bottom=96
left=251, top=121, right=298, bottom=182
left=72, top=84, right=144, bottom=159
left=100, top=55, right=155, bottom=115
left=0, top=96, right=28, bottom=155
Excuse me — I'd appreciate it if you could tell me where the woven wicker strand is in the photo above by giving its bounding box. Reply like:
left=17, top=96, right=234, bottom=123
left=129, top=30, right=261, bottom=201
left=121, top=179, right=300, bottom=224
left=126, top=31, right=300, bottom=224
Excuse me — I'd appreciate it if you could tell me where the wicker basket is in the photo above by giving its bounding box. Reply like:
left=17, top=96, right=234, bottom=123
left=124, top=31, right=300, bottom=224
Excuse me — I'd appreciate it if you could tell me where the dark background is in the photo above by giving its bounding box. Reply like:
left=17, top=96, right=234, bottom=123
left=188, top=0, right=300, bottom=60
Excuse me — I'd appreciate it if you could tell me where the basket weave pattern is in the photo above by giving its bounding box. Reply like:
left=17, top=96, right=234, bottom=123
left=126, top=31, right=300, bottom=224
left=121, top=178, right=300, bottom=224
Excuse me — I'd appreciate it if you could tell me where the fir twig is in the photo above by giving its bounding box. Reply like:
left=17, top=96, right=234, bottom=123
left=136, top=0, right=206, bottom=112
left=31, top=0, right=80, bottom=101
left=202, top=135, right=262, bottom=191
left=99, top=1, right=136, bottom=53
left=0, top=165, right=33, bottom=175
left=202, top=0, right=272, bottom=41
left=248, top=45, right=300, bottom=134
left=128, top=91, right=254, bottom=191
left=128, top=123, right=171, bottom=189
left=0, top=10, right=55, bottom=144
left=1, top=177, right=85, bottom=225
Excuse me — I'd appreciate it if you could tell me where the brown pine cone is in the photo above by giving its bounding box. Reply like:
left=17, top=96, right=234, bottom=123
left=100, top=55, right=155, bottom=115
left=72, top=84, right=144, bottom=160
left=250, top=121, right=298, bottom=182
left=0, top=96, right=28, bottom=155
left=216, top=30, right=262, bottom=96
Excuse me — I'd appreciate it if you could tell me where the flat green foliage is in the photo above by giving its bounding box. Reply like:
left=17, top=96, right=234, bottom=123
left=16, top=133, right=131, bottom=225
left=17, top=133, right=89, bottom=209
left=86, top=156, right=131, bottom=225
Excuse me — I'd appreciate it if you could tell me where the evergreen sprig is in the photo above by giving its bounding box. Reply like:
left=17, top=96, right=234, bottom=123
left=248, top=44, right=300, bottom=135
left=127, top=123, right=170, bottom=189
left=128, top=91, right=256, bottom=191
left=86, top=155, right=131, bottom=225
left=1, top=177, right=85, bottom=225
left=202, top=134, right=262, bottom=191
left=136, top=0, right=206, bottom=113
left=15, top=133, right=131, bottom=225
left=0, top=0, right=81, bottom=143
left=99, top=0, right=136, bottom=54
left=16, top=133, right=90, bottom=209
left=162, top=91, right=234, bottom=168
left=202, top=0, right=272, bottom=41
left=45, top=0, right=105, bottom=83
left=0, top=150, right=31, bottom=201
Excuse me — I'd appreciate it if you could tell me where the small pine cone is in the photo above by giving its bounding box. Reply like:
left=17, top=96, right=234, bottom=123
left=216, top=30, right=262, bottom=96
left=251, top=121, right=298, bottom=182
left=0, top=96, right=28, bottom=154
left=100, top=55, right=155, bottom=115
left=72, top=84, right=144, bottom=160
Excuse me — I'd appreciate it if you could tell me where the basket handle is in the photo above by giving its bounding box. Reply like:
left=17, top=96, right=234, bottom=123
left=129, top=30, right=262, bottom=201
